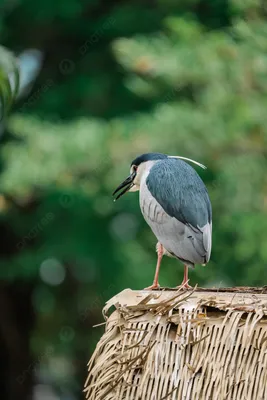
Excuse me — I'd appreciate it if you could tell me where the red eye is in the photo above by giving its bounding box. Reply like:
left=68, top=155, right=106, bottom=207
left=133, top=165, right=138, bottom=172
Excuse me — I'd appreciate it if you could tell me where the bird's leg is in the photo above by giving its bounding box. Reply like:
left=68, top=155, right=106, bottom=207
left=177, top=265, right=192, bottom=289
left=144, top=242, right=163, bottom=290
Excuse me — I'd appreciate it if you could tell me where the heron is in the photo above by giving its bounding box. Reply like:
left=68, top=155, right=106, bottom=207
left=113, top=153, right=212, bottom=289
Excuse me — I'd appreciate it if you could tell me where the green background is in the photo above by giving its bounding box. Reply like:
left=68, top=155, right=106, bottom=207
left=0, top=0, right=267, bottom=399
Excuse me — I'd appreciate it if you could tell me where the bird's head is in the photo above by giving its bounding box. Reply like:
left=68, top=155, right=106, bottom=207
left=112, top=152, right=206, bottom=201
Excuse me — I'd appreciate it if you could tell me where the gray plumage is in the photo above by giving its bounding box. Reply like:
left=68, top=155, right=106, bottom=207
left=141, top=158, right=212, bottom=267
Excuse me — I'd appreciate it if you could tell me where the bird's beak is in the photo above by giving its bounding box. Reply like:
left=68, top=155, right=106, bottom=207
left=112, top=171, right=136, bottom=201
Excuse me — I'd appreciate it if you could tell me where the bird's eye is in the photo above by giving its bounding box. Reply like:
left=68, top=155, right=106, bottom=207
left=133, top=165, right=138, bottom=172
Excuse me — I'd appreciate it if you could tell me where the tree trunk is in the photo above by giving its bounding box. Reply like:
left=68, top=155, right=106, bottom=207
left=0, top=282, right=34, bottom=400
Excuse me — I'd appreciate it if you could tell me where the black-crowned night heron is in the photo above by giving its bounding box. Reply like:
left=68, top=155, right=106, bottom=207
left=113, top=153, right=212, bottom=289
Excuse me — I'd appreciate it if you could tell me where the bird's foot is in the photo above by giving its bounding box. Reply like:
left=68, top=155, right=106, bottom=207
left=144, top=282, right=160, bottom=290
left=176, top=280, right=192, bottom=290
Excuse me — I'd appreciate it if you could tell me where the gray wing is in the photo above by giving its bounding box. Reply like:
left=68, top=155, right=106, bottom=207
left=141, top=158, right=212, bottom=265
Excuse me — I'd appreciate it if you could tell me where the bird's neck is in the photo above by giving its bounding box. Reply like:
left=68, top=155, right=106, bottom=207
left=138, top=160, right=156, bottom=186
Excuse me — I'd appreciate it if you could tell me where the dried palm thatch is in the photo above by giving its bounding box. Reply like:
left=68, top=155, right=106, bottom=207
left=84, top=287, right=267, bottom=400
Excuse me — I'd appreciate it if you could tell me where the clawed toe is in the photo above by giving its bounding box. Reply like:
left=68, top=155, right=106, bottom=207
left=176, top=281, right=192, bottom=290
left=144, top=283, right=160, bottom=290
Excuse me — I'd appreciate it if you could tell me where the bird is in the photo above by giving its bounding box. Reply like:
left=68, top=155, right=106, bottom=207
left=113, top=153, right=212, bottom=289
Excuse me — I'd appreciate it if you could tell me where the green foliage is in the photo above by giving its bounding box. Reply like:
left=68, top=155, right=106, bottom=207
left=0, top=45, right=19, bottom=119
left=1, top=0, right=267, bottom=398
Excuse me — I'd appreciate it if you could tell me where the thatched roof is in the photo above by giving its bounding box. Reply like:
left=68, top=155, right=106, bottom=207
left=84, top=287, right=267, bottom=399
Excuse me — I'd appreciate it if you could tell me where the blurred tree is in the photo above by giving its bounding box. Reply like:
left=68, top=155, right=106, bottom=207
left=0, top=44, right=35, bottom=400
left=0, top=0, right=267, bottom=399
left=0, top=2, right=172, bottom=399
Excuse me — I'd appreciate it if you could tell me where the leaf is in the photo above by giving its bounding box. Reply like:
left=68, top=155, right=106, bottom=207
left=0, top=45, right=20, bottom=120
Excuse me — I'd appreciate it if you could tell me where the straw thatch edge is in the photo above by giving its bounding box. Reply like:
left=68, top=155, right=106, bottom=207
left=84, top=287, right=267, bottom=400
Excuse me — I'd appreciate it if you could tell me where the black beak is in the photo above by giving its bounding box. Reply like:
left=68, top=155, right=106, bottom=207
left=112, top=172, right=136, bottom=201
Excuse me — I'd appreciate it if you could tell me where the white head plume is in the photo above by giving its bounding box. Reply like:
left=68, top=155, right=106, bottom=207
left=168, top=156, right=207, bottom=169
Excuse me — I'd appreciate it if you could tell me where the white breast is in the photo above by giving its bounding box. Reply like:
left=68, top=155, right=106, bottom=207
left=139, top=179, right=169, bottom=226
